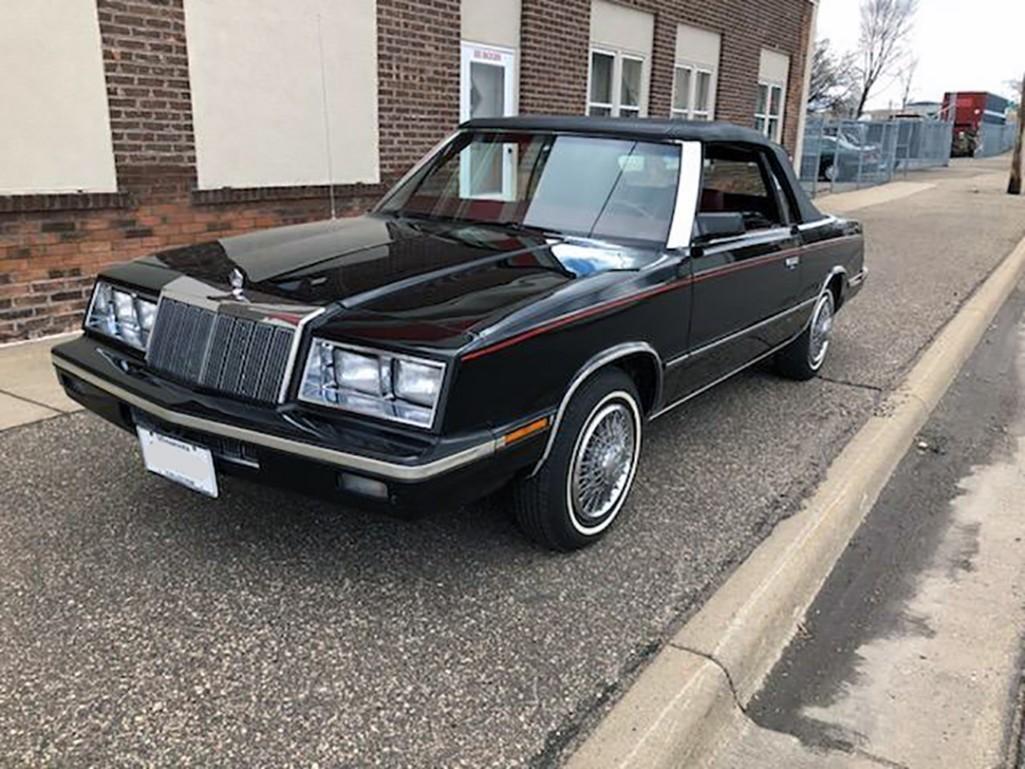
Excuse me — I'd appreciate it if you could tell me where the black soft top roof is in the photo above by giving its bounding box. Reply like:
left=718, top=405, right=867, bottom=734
left=464, top=115, right=772, bottom=145
left=460, top=115, right=825, bottom=223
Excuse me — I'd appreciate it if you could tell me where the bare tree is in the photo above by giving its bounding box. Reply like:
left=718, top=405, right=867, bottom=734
left=898, top=56, right=918, bottom=110
left=1003, top=78, right=1022, bottom=109
left=809, top=39, right=858, bottom=116
left=853, top=0, right=919, bottom=118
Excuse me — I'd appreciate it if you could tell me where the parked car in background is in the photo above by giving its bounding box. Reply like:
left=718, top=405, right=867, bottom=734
left=806, top=131, right=883, bottom=182
left=53, top=117, right=865, bottom=550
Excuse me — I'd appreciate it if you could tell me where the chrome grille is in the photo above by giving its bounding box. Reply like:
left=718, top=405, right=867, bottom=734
left=146, top=297, right=296, bottom=404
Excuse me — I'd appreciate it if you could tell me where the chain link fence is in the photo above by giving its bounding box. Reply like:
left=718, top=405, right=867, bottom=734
left=799, top=117, right=954, bottom=197
left=976, top=122, right=1019, bottom=158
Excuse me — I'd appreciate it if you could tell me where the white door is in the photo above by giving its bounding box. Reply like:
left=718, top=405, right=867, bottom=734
left=460, top=42, right=517, bottom=200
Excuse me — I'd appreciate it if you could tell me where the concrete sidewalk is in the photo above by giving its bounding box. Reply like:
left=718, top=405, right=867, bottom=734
left=708, top=271, right=1025, bottom=769
left=0, top=333, right=81, bottom=430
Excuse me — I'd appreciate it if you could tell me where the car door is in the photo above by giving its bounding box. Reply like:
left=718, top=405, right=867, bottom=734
left=664, top=143, right=802, bottom=400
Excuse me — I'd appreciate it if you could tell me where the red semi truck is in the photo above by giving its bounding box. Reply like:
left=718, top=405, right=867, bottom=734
left=942, top=91, right=1011, bottom=156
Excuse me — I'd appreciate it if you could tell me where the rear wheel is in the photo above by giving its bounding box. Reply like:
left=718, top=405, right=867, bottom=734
left=510, top=369, right=642, bottom=551
left=775, top=289, right=834, bottom=381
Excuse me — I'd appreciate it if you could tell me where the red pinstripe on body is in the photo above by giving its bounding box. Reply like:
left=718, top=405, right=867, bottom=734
left=460, top=234, right=861, bottom=362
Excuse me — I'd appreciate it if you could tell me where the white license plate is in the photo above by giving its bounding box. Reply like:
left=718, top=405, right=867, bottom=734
left=137, top=426, right=219, bottom=498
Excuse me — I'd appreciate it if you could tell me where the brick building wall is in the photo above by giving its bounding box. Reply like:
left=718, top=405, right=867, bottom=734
left=519, top=0, right=591, bottom=115
left=377, top=0, right=461, bottom=181
left=519, top=0, right=811, bottom=150
left=0, top=0, right=813, bottom=343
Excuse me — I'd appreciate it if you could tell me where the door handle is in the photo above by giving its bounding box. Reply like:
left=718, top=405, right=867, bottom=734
left=784, top=255, right=800, bottom=270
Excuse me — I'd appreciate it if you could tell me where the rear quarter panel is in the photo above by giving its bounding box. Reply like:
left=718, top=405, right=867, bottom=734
left=798, top=217, right=865, bottom=306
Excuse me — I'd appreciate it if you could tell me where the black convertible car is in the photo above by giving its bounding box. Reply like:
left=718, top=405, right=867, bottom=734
left=53, top=116, right=865, bottom=550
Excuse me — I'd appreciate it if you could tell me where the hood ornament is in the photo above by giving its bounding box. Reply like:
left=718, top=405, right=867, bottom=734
left=229, top=268, right=248, bottom=302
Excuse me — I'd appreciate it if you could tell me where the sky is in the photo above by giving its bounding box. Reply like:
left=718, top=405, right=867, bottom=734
left=816, top=0, right=1024, bottom=109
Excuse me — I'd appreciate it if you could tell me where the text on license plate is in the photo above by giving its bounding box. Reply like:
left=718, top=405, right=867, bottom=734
left=136, top=426, right=219, bottom=498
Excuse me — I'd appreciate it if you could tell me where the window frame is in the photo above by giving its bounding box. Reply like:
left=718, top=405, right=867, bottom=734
left=381, top=130, right=685, bottom=247
left=671, top=63, right=715, bottom=121
left=587, top=47, right=648, bottom=118
left=754, top=81, right=786, bottom=142
left=587, top=48, right=617, bottom=116
left=698, top=142, right=790, bottom=235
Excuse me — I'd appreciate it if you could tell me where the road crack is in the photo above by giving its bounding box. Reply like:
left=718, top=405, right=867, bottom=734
left=667, top=642, right=748, bottom=715
left=818, top=375, right=884, bottom=393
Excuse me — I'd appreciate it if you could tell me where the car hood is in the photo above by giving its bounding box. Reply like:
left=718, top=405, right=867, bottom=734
left=142, top=214, right=661, bottom=337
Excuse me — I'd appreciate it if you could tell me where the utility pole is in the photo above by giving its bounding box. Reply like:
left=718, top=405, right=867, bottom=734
left=1010, top=72, right=1024, bottom=195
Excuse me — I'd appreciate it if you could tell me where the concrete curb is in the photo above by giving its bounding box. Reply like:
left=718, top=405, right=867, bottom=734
left=567, top=232, right=1025, bottom=769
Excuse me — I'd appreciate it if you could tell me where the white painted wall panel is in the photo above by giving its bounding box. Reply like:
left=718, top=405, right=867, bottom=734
left=675, top=24, right=720, bottom=69
left=590, top=0, right=653, bottom=57
left=0, top=1, right=117, bottom=195
left=759, top=48, right=791, bottom=86
left=185, top=0, right=379, bottom=190
left=462, top=0, right=521, bottom=49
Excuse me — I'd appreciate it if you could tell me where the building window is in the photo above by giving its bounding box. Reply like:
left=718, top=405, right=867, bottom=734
left=588, top=49, right=646, bottom=117
left=755, top=82, right=784, bottom=141
left=672, top=66, right=713, bottom=120
left=589, top=50, right=615, bottom=116
left=672, top=24, right=720, bottom=123
left=756, top=49, right=789, bottom=143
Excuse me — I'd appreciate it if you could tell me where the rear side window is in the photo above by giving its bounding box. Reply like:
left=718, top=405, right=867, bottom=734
left=699, top=145, right=783, bottom=232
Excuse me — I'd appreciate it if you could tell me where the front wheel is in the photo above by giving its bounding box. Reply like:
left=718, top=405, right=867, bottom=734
left=510, top=369, right=642, bottom=551
left=775, top=289, right=834, bottom=381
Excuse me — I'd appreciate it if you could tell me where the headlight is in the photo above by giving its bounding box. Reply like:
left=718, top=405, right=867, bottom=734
left=84, top=280, right=158, bottom=351
left=394, top=359, right=444, bottom=406
left=336, top=349, right=388, bottom=396
left=299, top=339, right=445, bottom=428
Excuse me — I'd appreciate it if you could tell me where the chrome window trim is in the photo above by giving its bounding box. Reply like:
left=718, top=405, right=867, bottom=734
left=666, top=141, right=703, bottom=249
left=529, top=341, right=662, bottom=477
left=373, top=131, right=461, bottom=212
left=796, top=215, right=838, bottom=231
left=52, top=356, right=494, bottom=482
left=693, top=225, right=795, bottom=251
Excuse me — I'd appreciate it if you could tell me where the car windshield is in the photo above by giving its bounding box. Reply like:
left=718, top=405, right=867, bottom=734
left=378, top=131, right=681, bottom=245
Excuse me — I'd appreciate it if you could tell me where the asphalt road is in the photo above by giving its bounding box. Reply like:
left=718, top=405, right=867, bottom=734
left=2, top=157, right=1024, bottom=768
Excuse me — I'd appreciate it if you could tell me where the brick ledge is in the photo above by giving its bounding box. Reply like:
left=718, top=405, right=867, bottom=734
left=191, top=183, right=388, bottom=206
left=0, top=192, right=130, bottom=214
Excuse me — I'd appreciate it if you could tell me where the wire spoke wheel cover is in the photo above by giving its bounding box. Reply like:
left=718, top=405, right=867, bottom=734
left=567, top=391, right=641, bottom=534
left=808, top=292, right=834, bottom=370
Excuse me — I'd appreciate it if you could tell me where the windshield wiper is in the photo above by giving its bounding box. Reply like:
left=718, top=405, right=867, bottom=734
left=487, top=220, right=559, bottom=237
